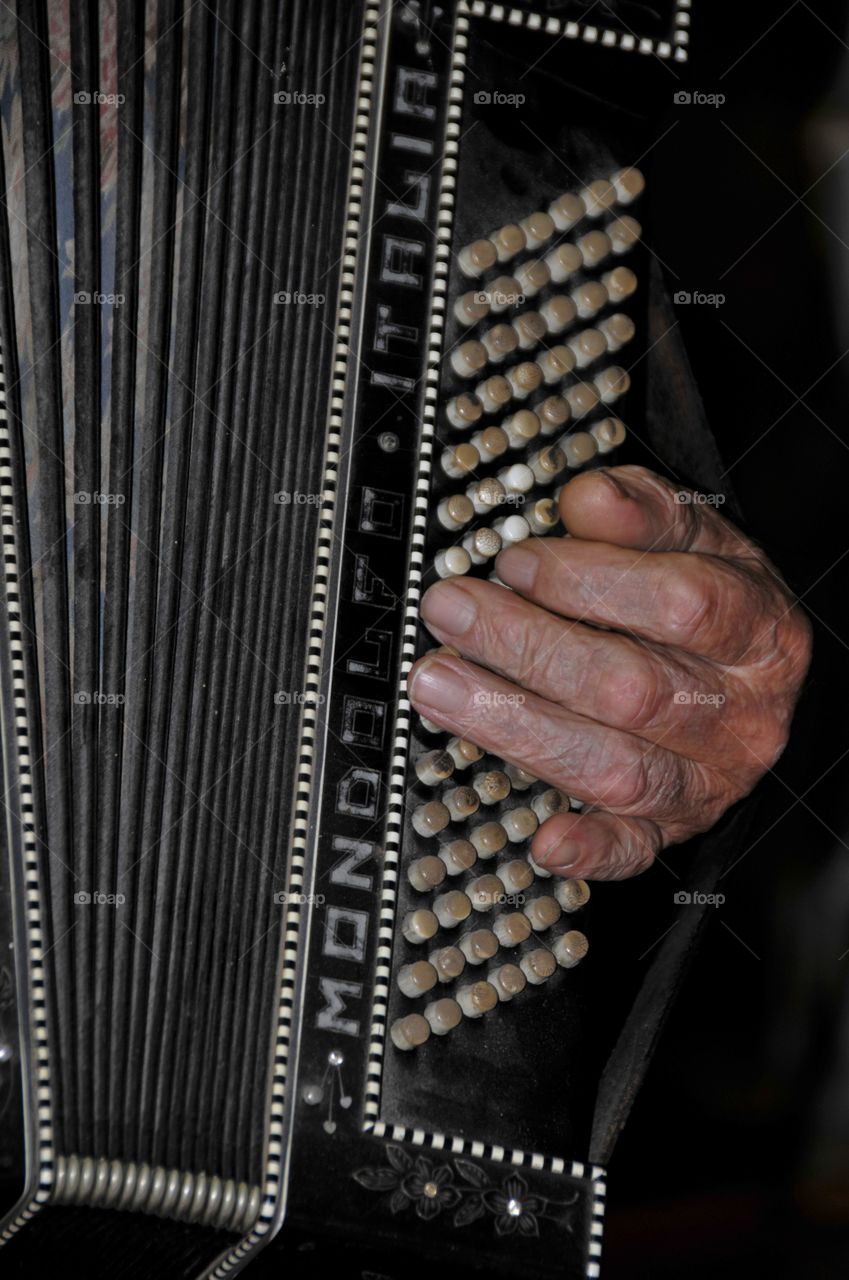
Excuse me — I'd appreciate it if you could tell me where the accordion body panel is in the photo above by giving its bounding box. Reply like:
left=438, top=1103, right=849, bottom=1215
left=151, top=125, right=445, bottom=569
left=0, top=3, right=730, bottom=1277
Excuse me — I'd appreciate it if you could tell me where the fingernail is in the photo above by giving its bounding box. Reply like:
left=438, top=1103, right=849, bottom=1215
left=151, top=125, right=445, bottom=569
left=421, top=582, right=477, bottom=637
left=533, top=831, right=581, bottom=870
left=496, top=544, right=539, bottom=591
left=596, top=468, right=632, bottom=499
left=409, top=658, right=469, bottom=716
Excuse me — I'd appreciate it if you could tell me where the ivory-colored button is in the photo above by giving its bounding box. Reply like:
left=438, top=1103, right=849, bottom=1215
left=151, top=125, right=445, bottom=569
left=611, top=167, right=645, bottom=204
left=549, top=190, right=585, bottom=231
left=507, top=361, right=543, bottom=399
left=490, top=963, right=527, bottom=1001
left=443, top=786, right=480, bottom=821
left=471, top=426, right=509, bottom=462
left=512, top=311, right=547, bottom=350
left=526, top=497, right=559, bottom=534
left=567, top=327, right=607, bottom=368
left=566, top=381, right=600, bottom=418
left=545, top=243, right=583, bottom=284
left=457, top=980, right=498, bottom=1017
left=578, top=229, right=612, bottom=268
left=581, top=178, right=616, bottom=217
left=470, top=820, right=507, bottom=858
left=463, top=526, right=502, bottom=565
left=491, top=222, right=526, bottom=262
left=475, top=375, right=512, bottom=413
left=437, top=493, right=475, bottom=532
left=598, top=313, right=635, bottom=353
left=434, top=546, right=472, bottom=579
left=492, top=514, right=530, bottom=545
left=524, top=896, right=562, bottom=931
left=603, top=266, right=637, bottom=302
left=535, top=395, right=571, bottom=435
left=538, top=345, right=576, bottom=384
left=555, top=879, right=591, bottom=912
left=498, top=463, right=535, bottom=496
left=595, top=366, right=631, bottom=404
left=438, top=839, right=477, bottom=876
left=561, top=430, right=597, bottom=469
left=458, top=928, right=499, bottom=964
left=482, top=322, right=519, bottom=364
left=391, top=1013, right=430, bottom=1050
left=493, top=911, right=532, bottom=947
left=468, top=874, right=506, bottom=912
left=451, top=340, right=488, bottom=378
left=467, top=477, right=507, bottom=514
left=529, top=445, right=566, bottom=484
left=402, top=908, right=439, bottom=944
left=571, top=280, right=609, bottom=319
left=433, top=889, right=473, bottom=928
left=487, top=275, right=523, bottom=313
left=554, top=929, right=589, bottom=967
left=454, top=291, right=490, bottom=326
left=472, top=770, right=511, bottom=805
left=499, top=859, right=534, bottom=894
left=528, top=850, right=552, bottom=879
left=520, top=948, right=557, bottom=984
left=446, top=391, right=484, bottom=429
left=429, top=944, right=466, bottom=982
left=608, top=215, right=641, bottom=255
left=408, top=855, right=447, bottom=892
left=459, top=238, right=497, bottom=277
left=503, top=409, right=540, bottom=449
left=502, top=806, right=539, bottom=842
left=446, top=737, right=484, bottom=768
left=505, top=763, right=537, bottom=790
left=424, top=997, right=463, bottom=1035
left=540, top=294, right=578, bottom=334
left=531, top=788, right=569, bottom=822
left=415, top=749, right=455, bottom=786
left=514, top=258, right=551, bottom=298
left=441, top=442, right=480, bottom=478
left=411, top=800, right=451, bottom=838
left=591, top=416, right=627, bottom=453
left=398, top=960, right=439, bottom=997
left=520, top=210, right=555, bottom=250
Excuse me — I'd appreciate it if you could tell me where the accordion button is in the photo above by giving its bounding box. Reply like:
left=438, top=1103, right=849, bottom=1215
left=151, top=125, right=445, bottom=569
left=591, top=416, right=627, bottom=454
left=482, top=323, right=519, bottom=364
left=451, top=340, right=488, bottom=378
left=458, top=238, right=498, bottom=278
left=554, top=929, right=590, bottom=968
left=491, top=222, right=527, bottom=262
left=436, top=494, right=475, bottom=533
left=462, top=527, right=502, bottom=565
left=434, top=546, right=472, bottom=579
left=540, top=294, right=578, bottom=335
left=577, top=229, right=612, bottom=269
left=492, top=515, right=530, bottom=547
left=520, top=948, right=558, bottom=984
left=433, top=890, right=473, bottom=928
left=424, top=998, right=463, bottom=1035
left=598, top=312, right=636, bottom=353
left=531, top=788, right=570, bottom=823
left=398, top=960, right=439, bottom=998
left=411, top=801, right=451, bottom=838
left=438, top=839, right=478, bottom=876
left=562, top=431, right=598, bottom=470
left=520, top=210, right=555, bottom=251
left=503, top=409, right=540, bottom=450
left=594, top=366, right=631, bottom=405
left=538, top=345, right=576, bottom=385
left=514, top=258, right=551, bottom=299
left=467, top=874, right=505, bottom=912
left=493, top=912, right=532, bottom=948
left=466, top=477, right=507, bottom=514
left=497, top=463, right=534, bottom=496
left=457, top=980, right=498, bottom=1018
left=602, top=265, right=638, bottom=302
left=470, top=821, right=507, bottom=859
left=608, top=214, right=642, bottom=254
left=429, top=945, right=466, bottom=982
left=474, top=374, right=513, bottom=414
left=548, top=191, right=586, bottom=232
left=581, top=179, right=617, bottom=218
left=446, top=392, right=484, bottom=430
left=454, top=291, right=490, bottom=326
left=443, top=785, right=480, bottom=821
left=507, top=361, right=543, bottom=400
left=446, top=737, right=484, bottom=769
left=571, top=280, right=609, bottom=320
left=528, top=445, right=566, bottom=485
left=544, top=243, right=583, bottom=285
left=402, top=909, right=440, bottom=944
left=524, top=896, right=562, bottom=931
left=504, top=763, right=537, bottom=791
left=567, top=327, right=607, bottom=368
left=502, top=806, right=539, bottom=843
left=490, top=963, right=527, bottom=1001
left=441, top=442, right=481, bottom=479
left=511, top=312, right=547, bottom=351
left=555, top=879, right=591, bottom=913
left=470, top=425, right=509, bottom=463
left=535, top=394, right=571, bottom=435
left=526, top=497, right=559, bottom=535
left=486, top=276, right=523, bottom=314
left=566, top=381, right=600, bottom=418
left=391, top=1014, right=431, bottom=1050
left=415, top=749, right=455, bottom=787
left=458, top=928, right=499, bottom=965
left=472, top=770, right=511, bottom=806
left=499, top=860, right=534, bottom=895
left=610, top=167, right=645, bottom=205
left=408, top=855, right=447, bottom=893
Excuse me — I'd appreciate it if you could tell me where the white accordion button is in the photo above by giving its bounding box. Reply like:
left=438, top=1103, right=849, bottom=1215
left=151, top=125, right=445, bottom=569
left=441, top=442, right=480, bottom=479
left=499, top=859, right=534, bottom=895
left=566, top=381, right=600, bottom=418
left=468, top=873, right=505, bottom=912
left=580, top=178, right=616, bottom=217
left=415, top=749, right=455, bottom=786
left=463, top=527, right=502, bottom=565
left=487, top=275, right=523, bottom=314
left=408, top=855, right=447, bottom=892
left=561, top=431, right=598, bottom=469
left=577, top=229, right=611, bottom=268
left=451, top=340, right=488, bottom=378
left=548, top=190, right=585, bottom=231
left=602, top=265, right=638, bottom=303
left=497, top=463, right=535, bottom=496
left=598, top=312, right=635, bottom=353
left=506, top=360, right=543, bottom=400
left=391, top=1013, right=431, bottom=1050
left=446, top=737, right=484, bottom=768
left=402, top=908, right=439, bottom=944
left=472, top=769, right=511, bottom=805
left=482, top=322, right=519, bottom=364
left=436, top=494, right=475, bottom=533
left=524, top=895, right=562, bottom=931
left=512, top=311, right=547, bottom=351
left=505, top=763, right=537, bottom=790
left=474, top=374, right=513, bottom=414
left=520, top=210, right=555, bottom=250
left=514, top=258, right=551, bottom=298
left=466, top=477, right=507, bottom=514
left=503, top=409, right=541, bottom=449
left=438, top=838, right=478, bottom=876
left=567, top=327, right=607, bottom=368
left=459, top=928, right=499, bottom=965
left=608, top=214, right=641, bottom=254
left=454, top=291, right=490, bottom=326
left=594, top=366, right=631, bottom=404
left=491, top=222, right=527, bottom=262
left=429, top=944, right=466, bottom=983
left=490, top=963, right=527, bottom=1002
left=424, top=997, right=463, bottom=1035
left=520, top=948, right=557, bottom=984
left=571, top=280, right=609, bottom=320
left=458, top=238, right=497, bottom=278
left=502, top=806, right=539, bottom=842
left=591, top=416, right=627, bottom=453
left=526, top=497, right=559, bottom=534
left=554, top=929, right=590, bottom=967
left=544, top=243, right=583, bottom=284
left=538, top=345, right=576, bottom=384
left=433, top=889, right=473, bottom=929
left=411, top=800, right=450, bottom=838
left=446, top=391, right=484, bottom=429
left=434, top=546, right=472, bottom=579
left=540, top=294, right=578, bottom=334
left=492, top=514, right=530, bottom=546
left=555, top=878, right=591, bottom=912
left=398, top=960, right=439, bottom=998
left=610, top=167, right=645, bottom=205
left=470, top=820, right=507, bottom=858
left=456, top=980, right=498, bottom=1018
left=493, top=911, right=532, bottom=948
left=470, top=425, right=509, bottom=462
left=535, top=394, right=571, bottom=435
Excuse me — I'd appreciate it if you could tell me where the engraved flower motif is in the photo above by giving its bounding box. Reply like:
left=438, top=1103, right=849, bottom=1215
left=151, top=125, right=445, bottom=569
left=402, top=1158, right=462, bottom=1220
left=483, top=1173, right=544, bottom=1237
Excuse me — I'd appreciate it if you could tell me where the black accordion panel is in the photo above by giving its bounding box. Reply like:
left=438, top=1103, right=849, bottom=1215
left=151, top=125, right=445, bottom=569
left=0, top=2, right=731, bottom=1278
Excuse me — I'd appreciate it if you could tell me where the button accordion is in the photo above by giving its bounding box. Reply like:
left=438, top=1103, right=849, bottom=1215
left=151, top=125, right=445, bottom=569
left=0, top=2, right=744, bottom=1277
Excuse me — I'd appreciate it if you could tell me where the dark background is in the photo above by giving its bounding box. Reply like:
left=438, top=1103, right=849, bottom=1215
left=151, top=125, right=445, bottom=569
left=607, top=3, right=849, bottom=1275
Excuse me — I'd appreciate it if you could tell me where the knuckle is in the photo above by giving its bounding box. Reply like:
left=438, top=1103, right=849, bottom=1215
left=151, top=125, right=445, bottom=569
left=657, top=561, right=716, bottom=647
left=593, top=653, right=664, bottom=732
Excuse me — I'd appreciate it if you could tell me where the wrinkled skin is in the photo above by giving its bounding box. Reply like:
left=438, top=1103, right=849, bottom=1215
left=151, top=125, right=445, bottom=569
left=408, top=466, right=812, bottom=880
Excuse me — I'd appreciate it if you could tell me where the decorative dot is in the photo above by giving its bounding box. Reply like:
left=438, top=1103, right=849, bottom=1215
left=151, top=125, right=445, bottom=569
left=378, top=431, right=399, bottom=452
left=328, top=1049, right=344, bottom=1066
left=507, top=1198, right=523, bottom=1217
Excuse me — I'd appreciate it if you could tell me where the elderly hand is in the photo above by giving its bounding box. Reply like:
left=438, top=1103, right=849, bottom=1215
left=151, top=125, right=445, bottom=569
left=408, top=465, right=812, bottom=880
